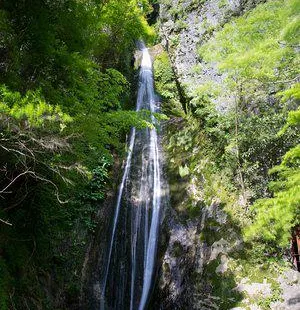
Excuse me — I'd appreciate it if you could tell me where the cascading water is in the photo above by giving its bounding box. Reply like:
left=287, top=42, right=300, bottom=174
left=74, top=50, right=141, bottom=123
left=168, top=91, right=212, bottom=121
left=99, top=45, right=167, bottom=310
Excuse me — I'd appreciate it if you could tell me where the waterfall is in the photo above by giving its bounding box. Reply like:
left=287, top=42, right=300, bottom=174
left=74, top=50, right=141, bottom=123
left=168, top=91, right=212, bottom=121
left=99, top=45, right=167, bottom=310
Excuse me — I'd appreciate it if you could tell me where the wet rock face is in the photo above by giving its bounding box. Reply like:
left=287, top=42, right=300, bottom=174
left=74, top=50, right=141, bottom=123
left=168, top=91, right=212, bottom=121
left=155, top=213, right=200, bottom=309
left=80, top=190, right=117, bottom=309
left=159, top=0, right=266, bottom=111
left=272, top=271, right=300, bottom=310
left=152, top=202, right=243, bottom=309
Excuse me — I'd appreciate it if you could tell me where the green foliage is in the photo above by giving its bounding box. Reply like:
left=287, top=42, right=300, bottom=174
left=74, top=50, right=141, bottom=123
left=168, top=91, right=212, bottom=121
left=0, top=86, right=72, bottom=128
left=174, top=19, right=188, bottom=31
left=0, top=0, right=155, bottom=308
left=245, top=108, right=300, bottom=247
left=199, top=0, right=300, bottom=83
left=79, top=157, right=111, bottom=231
left=0, top=85, right=84, bottom=309
left=192, top=0, right=300, bottom=201
left=153, top=51, right=183, bottom=115
left=98, top=69, right=130, bottom=111
left=277, top=83, right=300, bottom=105
left=99, top=0, right=155, bottom=52
left=200, top=255, right=243, bottom=309
left=82, top=161, right=110, bottom=202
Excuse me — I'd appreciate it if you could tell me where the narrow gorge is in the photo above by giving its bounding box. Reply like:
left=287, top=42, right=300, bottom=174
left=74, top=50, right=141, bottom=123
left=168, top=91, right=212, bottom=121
left=0, top=1, right=299, bottom=310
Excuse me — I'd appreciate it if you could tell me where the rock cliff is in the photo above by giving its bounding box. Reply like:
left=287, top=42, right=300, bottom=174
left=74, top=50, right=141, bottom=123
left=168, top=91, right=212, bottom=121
left=152, top=1, right=300, bottom=309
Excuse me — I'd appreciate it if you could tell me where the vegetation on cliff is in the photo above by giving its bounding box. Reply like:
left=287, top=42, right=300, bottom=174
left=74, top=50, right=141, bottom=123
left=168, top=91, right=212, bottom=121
left=154, top=0, right=299, bottom=308
left=198, top=0, right=300, bottom=247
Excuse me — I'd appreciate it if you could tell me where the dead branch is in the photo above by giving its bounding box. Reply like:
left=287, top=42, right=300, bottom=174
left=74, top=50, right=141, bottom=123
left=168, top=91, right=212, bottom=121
left=0, top=144, right=27, bottom=157
left=0, top=169, right=31, bottom=194
left=0, top=169, right=68, bottom=204
left=0, top=218, right=12, bottom=226
left=28, top=172, right=69, bottom=204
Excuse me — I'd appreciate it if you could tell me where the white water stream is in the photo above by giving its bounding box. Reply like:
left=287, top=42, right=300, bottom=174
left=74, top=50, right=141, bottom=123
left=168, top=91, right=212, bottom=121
left=99, top=46, right=166, bottom=310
